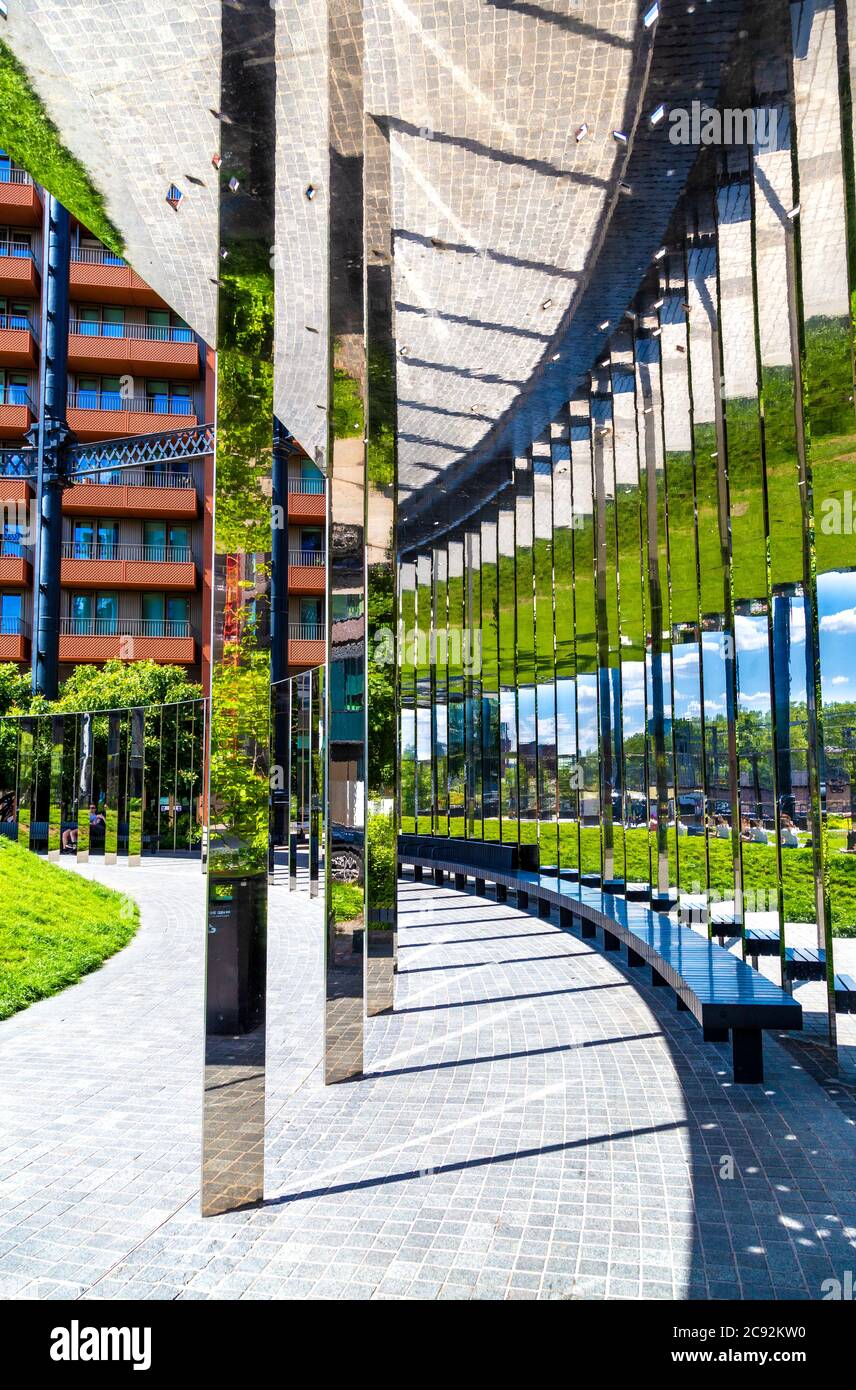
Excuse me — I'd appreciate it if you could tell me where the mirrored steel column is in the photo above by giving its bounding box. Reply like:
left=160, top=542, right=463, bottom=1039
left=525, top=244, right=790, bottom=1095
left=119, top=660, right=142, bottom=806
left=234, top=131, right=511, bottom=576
left=201, top=0, right=275, bottom=1215
left=17, top=717, right=33, bottom=849
left=309, top=666, right=322, bottom=898
left=480, top=504, right=501, bottom=843
left=48, top=714, right=63, bottom=861
left=325, top=0, right=366, bottom=1082
left=364, top=101, right=398, bottom=1012
left=104, top=712, right=121, bottom=865
left=127, top=708, right=144, bottom=866
left=76, top=712, right=92, bottom=863
left=551, top=412, right=579, bottom=879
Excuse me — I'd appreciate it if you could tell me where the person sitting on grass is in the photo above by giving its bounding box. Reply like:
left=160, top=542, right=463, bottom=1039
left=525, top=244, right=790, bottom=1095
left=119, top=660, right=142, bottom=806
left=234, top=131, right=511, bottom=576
left=780, top=814, right=800, bottom=848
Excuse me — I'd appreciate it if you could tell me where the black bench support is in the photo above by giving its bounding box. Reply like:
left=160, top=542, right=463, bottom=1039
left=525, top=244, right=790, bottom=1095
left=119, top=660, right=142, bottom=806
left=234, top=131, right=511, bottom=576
left=603, top=929, right=620, bottom=952
left=496, top=883, right=507, bottom=903
left=433, top=867, right=444, bottom=886
left=703, top=1025, right=729, bottom=1043
left=475, top=877, right=486, bottom=896
left=413, top=864, right=423, bottom=881
left=732, top=1028, right=763, bottom=1084
left=627, top=946, right=645, bottom=968
left=538, top=897, right=551, bottom=919
left=559, top=906, right=573, bottom=929
left=677, top=995, right=689, bottom=1011
left=652, top=967, right=667, bottom=987
left=580, top=918, right=596, bottom=939
left=454, top=872, right=467, bottom=891
left=517, top=889, right=529, bottom=909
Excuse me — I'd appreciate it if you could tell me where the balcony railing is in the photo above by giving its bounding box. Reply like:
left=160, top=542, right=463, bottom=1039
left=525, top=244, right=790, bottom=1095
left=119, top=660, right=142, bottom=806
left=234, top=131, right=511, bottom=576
left=0, top=241, right=36, bottom=263
left=62, top=542, right=192, bottom=563
left=69, top=319, right=194, bottom=343
left=288, top=549, right=326, bottom=567
left=61, top=617, right=192, bottom=638
left=287, top=477, right=326, bottom=495
left=70, top=246, right=126, bottom=267
left=0, top=167, right=33, bottom=186
left=0, top=386, right=35, bottom=410
left=68, top=392, right=194, bottom=416
left=0, top=616, right=29, bottom=636
left=68, top=467, right=195, bottom=489
left=0, top=538, right=26, bottom=557
left=289, top=623, right=325, bottom=641
left=0, top=451, right=34, bottom=476
left=0, top=313, right=35, bottom=333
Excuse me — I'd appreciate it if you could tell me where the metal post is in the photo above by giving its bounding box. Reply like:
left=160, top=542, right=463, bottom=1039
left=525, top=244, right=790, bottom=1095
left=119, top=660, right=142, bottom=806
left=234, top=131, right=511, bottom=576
left=30, top=195, right=71, bottom=699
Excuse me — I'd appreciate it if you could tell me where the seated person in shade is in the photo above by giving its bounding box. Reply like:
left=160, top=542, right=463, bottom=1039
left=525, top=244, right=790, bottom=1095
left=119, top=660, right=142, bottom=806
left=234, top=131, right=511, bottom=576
left=740, top=815, right=752, bottom=842
left=676, top=819, right=688, bottom=836
left=780, top=814, right=800, bottom=848
left=62, top=805, right=105, bottom=852
left=749, top=819, right=769, bottom=844
left=714, top=815, right=731, bottom=839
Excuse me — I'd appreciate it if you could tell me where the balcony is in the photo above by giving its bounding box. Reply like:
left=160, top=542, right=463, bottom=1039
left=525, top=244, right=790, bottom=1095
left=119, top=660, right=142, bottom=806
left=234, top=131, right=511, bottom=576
left=0, top=386, right=35, bottom=439
left=288, top=622, right=325, bottom=668
left=287, top=549, right=326, bottom=595
left=0, top=451, right=34, bottom=505
left=0, top=539, right=31, bottom=586
left=62, top=469, right=198, bottom=519
left=287, top=475, right=326, bottom=522
left=0, top=312, right=37, bottom=368
left=67, top=319, right=199, bottom=378
left=0, top=241, right=38, bottom=296
left=60, top=541, right=196, bottom=591
left=0, top=616, right=30, bottom=663
left=69, top=246, right=165, bottom=308
left=58, top=617, right=195, bottom=664
left=0, top=168, right=41, bottom=225
left=67, top=391, right=198, bottom=442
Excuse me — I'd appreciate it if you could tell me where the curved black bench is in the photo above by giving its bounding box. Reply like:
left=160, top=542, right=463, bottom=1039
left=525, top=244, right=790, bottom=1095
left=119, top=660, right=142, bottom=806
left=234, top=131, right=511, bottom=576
left=398, top=837, right=802, bottom=1084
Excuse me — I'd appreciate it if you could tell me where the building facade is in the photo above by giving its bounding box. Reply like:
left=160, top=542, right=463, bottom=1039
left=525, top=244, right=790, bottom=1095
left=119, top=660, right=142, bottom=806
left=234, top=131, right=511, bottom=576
left=0, top=152, right=326, bottom=686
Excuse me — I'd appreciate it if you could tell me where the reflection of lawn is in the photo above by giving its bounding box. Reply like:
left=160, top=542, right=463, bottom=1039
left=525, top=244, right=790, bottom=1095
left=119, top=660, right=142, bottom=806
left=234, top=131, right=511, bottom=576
left=399, top=816, right=856, bottom=934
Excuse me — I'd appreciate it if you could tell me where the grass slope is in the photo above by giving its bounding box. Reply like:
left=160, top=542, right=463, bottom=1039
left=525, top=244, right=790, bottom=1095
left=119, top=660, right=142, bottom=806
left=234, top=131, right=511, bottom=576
left=0, top=841, right=139, bottom=1020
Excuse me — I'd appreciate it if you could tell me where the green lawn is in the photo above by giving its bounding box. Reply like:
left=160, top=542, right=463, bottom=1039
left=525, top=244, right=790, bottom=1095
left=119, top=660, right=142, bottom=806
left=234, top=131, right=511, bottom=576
left=0, top=841, right=139, bottom=1020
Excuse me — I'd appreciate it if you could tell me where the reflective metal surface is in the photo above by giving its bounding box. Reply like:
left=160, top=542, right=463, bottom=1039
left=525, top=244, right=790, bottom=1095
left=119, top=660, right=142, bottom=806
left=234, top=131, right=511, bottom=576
left=201, top=0, right=275, bottom=1215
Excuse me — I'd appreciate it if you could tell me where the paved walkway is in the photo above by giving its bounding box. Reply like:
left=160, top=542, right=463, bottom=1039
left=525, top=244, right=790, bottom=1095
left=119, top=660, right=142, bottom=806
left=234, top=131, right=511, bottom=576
left=1, top=862, right=855, bottom=1300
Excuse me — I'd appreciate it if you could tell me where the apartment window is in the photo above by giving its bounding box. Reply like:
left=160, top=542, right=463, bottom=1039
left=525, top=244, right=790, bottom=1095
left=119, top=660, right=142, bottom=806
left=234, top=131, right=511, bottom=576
left=142, top=592, right=189, bottom=634
left=0, top=226, right=32, bottom=257
left=0, top=298, right=33, bottom=331
left=146, top=379, right=192, bottom=415
left=143, top=522, right=190, bottom=559
left=1, top=522, right=25, bottom=556
left=70, top=591, right=118, bottom=634
left=0, top=592, right=22, bottom=633
left=299, top=598, right=322, bottom=628
left=146, top=309, right=192, bottom=344
left=71, top=519, right=119, bottom=559
left=299, top=527, right=323, bottom=556
left=76, top=304, right=125, bottom=338
left=77, top=234, right=124, bottom=267
left=0, top=370, right=31, bottom=406
left=75, top=375, right=123, bottom=409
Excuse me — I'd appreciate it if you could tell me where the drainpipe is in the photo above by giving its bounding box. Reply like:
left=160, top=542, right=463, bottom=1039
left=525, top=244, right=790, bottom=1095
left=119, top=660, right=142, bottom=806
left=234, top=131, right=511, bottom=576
left=29, top=194, right=71, bottom=698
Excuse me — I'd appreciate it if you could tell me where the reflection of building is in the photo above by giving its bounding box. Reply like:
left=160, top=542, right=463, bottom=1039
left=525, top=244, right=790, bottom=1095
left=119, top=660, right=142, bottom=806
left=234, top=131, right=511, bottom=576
left=0, top=156, right=212, bottom=682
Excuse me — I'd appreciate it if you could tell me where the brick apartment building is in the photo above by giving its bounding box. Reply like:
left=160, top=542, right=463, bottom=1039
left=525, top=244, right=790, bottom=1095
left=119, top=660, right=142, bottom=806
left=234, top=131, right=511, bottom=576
left=0, top=151, right=325, bottom=687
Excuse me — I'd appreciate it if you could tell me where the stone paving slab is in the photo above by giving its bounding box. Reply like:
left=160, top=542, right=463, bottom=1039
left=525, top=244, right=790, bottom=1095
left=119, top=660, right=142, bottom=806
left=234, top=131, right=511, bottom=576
left=1, top=862, right=855, bottom=1300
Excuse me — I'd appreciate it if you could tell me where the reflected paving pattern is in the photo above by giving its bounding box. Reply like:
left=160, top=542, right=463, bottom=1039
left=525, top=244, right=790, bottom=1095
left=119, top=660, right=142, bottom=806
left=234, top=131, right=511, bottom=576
left=3, top=862, right=856, bottom=1300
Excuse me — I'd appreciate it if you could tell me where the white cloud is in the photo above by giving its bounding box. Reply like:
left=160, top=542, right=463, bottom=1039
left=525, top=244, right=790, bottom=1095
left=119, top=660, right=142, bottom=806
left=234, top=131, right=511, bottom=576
left=820, top=605, right=856, bottom=635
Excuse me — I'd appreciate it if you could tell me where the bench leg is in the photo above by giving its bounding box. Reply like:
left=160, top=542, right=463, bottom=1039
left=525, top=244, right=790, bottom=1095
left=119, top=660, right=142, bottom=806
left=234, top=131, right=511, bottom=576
left=475, top=877, right=486, bottom=897
left=703, top=1025, right=729, bottom=1043
left=538, top=897, right=551, bottom=919
left=732, top=1028, right=763, bottom=1084
left=517, top=890, right=529, bottom=909
left=433, top=867, right=444, bottom=886
left=627, top=947, right=644, bottom=967
left=496, top=883, right=507, bottom=903
left=413, top=864, right=423, bottom=882
left=579, top=918, right=596, bottom=938
left=676, top=994, right=689, bottom=1011
left=560, top=906, right=573, bottom=929
left=603, top=929, right=620, bottom=951
left=749, top=953, right=759, bottom=971
left=651, top=968, right=668, bottom=987
left=454, top=872, right=467, bottom=891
